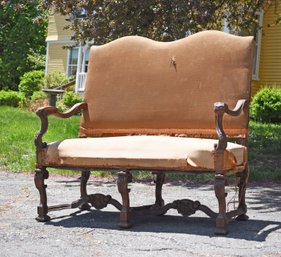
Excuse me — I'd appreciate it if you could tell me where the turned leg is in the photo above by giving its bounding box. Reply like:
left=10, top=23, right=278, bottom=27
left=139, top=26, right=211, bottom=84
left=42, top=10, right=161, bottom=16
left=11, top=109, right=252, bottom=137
left=214, top=173, right=228, bottom=235
left=117, top=170, right=132, bottom=228
left=154, top=172, right=165, bottom=207
left=79, top=170, right=91, bottom=211
left=34, top=168, right=50, bottom=222
left=236, top=166, right=249, bottom=221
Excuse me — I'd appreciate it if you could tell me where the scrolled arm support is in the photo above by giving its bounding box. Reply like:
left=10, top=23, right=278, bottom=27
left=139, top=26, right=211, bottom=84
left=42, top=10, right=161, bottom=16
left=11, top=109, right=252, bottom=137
left=224, top=99, right=247, bottom=117
left=34, top=102, right=88, bottom=148
left=214, top=99, right=247, bottom=151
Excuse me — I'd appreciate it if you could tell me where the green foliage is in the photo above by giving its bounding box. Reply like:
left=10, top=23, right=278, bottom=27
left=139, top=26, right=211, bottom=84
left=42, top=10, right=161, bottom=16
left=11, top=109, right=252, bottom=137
left=0, top=1, right=47, bottom=90
left=20, top=90, right=48, bottom=112
left=18, top=70, right=45, bottom=97
left=250, top=87, right=281, bottom=123
left=62, top=91, right=82, bottom=108
left=0, top=90, right=23, bottom=107
left=26, top=49, right=46, bottom=71
left=56, top=100, right=67, bottom=113
left=31, top=90, right=47, bottom=102
left=249, top=120, right=281, bottom=181
left=0, top=106, right=80, bottom=173
left=0, top=0, right=267, bottom=44
left=43, top=71, right=68, bottom=89
left=54, top=0, right=266, bottom=43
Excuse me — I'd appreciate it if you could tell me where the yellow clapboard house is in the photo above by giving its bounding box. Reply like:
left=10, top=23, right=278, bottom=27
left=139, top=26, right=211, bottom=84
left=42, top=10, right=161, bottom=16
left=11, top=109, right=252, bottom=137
left=45, top=14, right=73, bottom=75
left=252, top=2, right=281, bottom=94
left=45, top=13, right=89, bottom=93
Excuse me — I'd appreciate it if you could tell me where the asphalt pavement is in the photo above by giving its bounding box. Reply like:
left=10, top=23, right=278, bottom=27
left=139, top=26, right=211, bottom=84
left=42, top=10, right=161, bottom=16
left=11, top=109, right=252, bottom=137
left=1, top=171, right=281, bottom=257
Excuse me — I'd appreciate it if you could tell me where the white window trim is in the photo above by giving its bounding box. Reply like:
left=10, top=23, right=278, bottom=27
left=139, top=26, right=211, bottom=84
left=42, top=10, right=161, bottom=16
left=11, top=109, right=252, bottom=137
left=67, top=46, right=79, bottom=78
left=45, top=42, right=49, bottom=76
left=252, top=11, right=263, bottom=81
left=66, top=47, right=71, bottom=77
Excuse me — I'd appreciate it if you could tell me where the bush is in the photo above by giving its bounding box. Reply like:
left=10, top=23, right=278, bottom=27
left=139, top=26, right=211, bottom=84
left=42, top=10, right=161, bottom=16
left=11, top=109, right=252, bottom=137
left=27, top=49, right=46, bottom=71
left=0, top=90, right=24, bottom=107
left=250, top=87, right=281, bottom=123
left=62, top=91, right=82, bottom=108
left=25, top=91, right=49, bottom=112
left=18, top=70, right=45, bottom=97
left=43, top=71, right=69, bottom=89
left=31, top=91, right=47, bottom=102
left=56, top=101, right=67, bottom=113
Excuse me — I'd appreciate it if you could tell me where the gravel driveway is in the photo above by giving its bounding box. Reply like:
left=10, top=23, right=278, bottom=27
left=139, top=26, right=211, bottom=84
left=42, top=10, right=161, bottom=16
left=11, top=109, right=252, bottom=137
left=1, top=171, right=281, bottom=257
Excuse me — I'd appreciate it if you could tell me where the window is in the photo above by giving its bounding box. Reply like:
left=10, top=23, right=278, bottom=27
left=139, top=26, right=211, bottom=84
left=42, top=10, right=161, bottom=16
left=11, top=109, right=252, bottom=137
left=67, top=47, right=90, bottom=77
left=67, top=47, right=78, bottom=77
left=83, top=48, right=90, bottom=73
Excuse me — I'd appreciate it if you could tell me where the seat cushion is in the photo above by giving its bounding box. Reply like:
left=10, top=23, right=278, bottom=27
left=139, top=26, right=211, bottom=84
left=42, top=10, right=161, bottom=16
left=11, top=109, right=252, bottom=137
left=43, top=135, right=246, bottom=171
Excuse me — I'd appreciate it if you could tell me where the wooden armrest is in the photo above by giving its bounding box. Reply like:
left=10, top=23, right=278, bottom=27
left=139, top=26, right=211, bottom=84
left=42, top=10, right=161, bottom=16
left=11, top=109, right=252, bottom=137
left=214, top=99, right=247, bottom=150
left=34, top=102, right=88, bottom=148
left=215, top=99, right=247, bottom=117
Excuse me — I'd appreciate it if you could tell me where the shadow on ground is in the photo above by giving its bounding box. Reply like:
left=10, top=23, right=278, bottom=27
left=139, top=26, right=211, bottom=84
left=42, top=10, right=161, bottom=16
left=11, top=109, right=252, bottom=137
left=44, top=208, right=281, bottom=242
left=41, top=178, right=281, bottom=242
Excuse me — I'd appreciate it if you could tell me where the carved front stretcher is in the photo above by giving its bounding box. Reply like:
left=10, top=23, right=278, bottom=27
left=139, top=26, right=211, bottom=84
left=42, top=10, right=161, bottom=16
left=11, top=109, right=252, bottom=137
left=34, top=30, right=254, bottom=235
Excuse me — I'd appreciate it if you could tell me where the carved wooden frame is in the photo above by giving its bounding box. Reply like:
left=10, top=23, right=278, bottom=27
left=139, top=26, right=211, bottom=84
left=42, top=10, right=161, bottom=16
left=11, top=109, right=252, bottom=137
left=33, top=99, right=249, bottom=235
left=34, top=103, right=88, bottom=222
left=213, top=99, right=249, bottom=235
left=35, top=102, right=88, bottom=150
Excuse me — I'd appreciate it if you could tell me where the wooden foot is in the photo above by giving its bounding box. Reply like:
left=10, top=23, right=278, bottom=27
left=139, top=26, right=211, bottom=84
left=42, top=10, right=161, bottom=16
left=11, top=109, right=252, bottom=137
left=79, top=202, right=91, bottom=211
left=34, top=168, right=50, bottom=222
left=35, top=213, right=51, bottom=222
left=79, top=170, right=91, bottom=210
left=214, top=174, right=228, bottom=235
left=154, top=172, right=165, bottom=207
left=117, top=171, right=132, bottom=228
left=236, top=166, right=249, bottom=219
left=236, top=213, right=249, bottom=221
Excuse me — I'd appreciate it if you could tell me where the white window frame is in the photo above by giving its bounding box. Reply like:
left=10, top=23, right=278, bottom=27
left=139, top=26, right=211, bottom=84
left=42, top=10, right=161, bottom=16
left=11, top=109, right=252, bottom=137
left=252, top=11, right=263, bottom=80
left=66, top=47, right=79, bottom=77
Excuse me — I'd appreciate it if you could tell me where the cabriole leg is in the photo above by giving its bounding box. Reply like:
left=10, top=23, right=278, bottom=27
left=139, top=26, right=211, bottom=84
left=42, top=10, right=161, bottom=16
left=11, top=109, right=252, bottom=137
left=214, top=173, right=228, bottom=235
left=155, top=172, right=165, bottom=207
left=34, top=167, right=50, bottom=222
left=236, top=166, right=249, bottom=221
left=117, top=170, right=132, bottom=228
left=79, top=170, right=91, bottom=211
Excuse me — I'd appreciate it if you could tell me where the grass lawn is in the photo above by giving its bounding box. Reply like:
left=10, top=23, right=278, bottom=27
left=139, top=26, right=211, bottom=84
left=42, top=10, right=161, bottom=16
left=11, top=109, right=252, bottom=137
left=0, top=106, right=80, bottom=175
left=248, top=121, right=281, bottom=181
left=0, top=106, right=280, bottom=181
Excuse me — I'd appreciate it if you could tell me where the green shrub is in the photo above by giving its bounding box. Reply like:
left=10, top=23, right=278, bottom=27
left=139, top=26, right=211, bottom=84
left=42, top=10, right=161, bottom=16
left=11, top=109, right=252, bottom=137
left=62, top=91, right=82, bottom=108
left=43, top=71, right=68, bottom=89
left=18, top=70, right=45, bottom=97
left=31, top=91, right=47, bottom=102
left=27, top=49, right=46, bottom=71
left=0, top=90, right=24, bottom=107
left=56, top=101, right=67, bottom=113
left=250, top=87, right=281, bottom=123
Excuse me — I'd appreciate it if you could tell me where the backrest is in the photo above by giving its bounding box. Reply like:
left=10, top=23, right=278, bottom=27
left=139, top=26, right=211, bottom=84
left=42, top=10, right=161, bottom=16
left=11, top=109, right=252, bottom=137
left=80, top=30, right=254, bottom=138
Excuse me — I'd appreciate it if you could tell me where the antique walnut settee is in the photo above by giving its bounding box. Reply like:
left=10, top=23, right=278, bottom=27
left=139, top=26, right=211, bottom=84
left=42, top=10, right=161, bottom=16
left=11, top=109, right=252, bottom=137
left=34, top=30, right=254, bottom=235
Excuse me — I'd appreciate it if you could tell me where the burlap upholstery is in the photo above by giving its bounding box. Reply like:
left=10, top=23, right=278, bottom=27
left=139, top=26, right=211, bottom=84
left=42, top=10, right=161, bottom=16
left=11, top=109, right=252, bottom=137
left=43, top=136, right=246, bottom=171
left=80, top=30, right=254, bottom=138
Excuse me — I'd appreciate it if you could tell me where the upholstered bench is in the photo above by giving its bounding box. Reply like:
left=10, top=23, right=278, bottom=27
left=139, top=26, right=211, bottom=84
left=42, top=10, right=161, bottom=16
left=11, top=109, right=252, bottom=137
left=34, top=30, right=254, bottom=235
